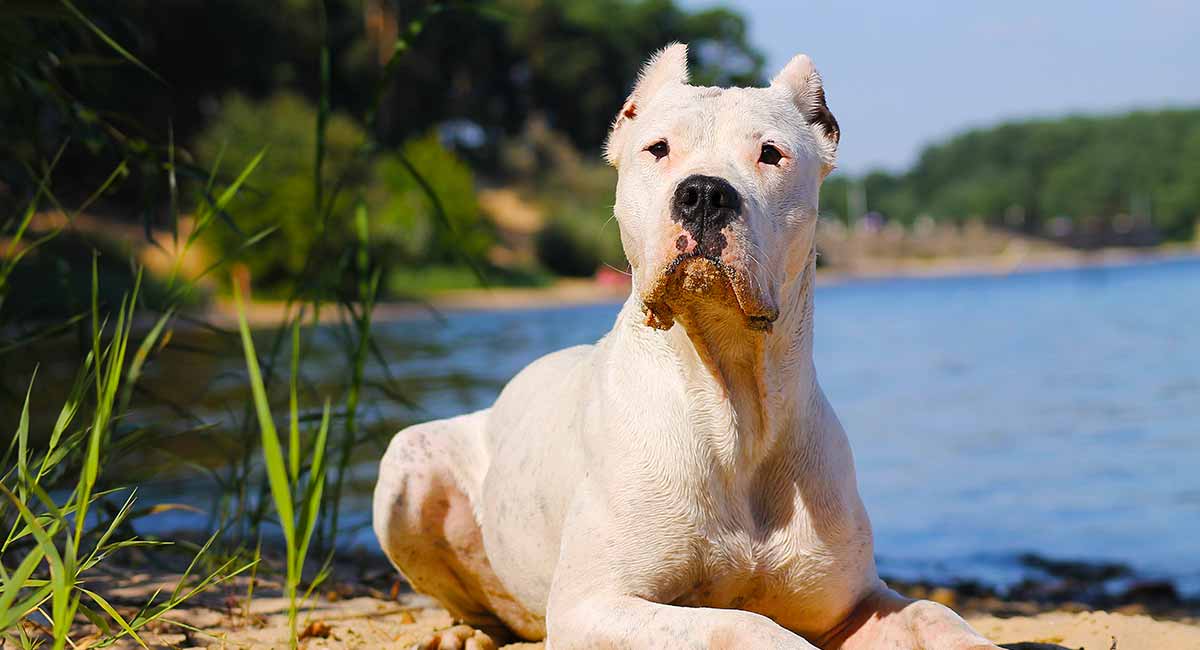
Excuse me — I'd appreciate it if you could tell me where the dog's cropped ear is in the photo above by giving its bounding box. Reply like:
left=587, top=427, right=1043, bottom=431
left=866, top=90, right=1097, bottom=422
left=604, top=43, right=689, bottom=167
left=772, top=54, right=839, bottom=169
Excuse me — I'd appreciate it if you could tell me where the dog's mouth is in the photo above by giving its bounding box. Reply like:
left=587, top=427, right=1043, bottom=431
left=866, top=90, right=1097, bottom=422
left=641, top=253, right=779, bottom=332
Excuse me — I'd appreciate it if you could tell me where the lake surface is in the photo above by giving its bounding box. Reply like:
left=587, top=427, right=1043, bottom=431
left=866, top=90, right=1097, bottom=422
left=29, top=256, right=1200, bottom=595
left=340, top=256, right=1200, bottom=595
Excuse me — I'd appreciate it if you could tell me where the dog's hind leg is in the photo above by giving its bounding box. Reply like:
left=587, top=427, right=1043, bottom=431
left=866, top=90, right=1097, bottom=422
left=373, top=410, right=543, bottom=647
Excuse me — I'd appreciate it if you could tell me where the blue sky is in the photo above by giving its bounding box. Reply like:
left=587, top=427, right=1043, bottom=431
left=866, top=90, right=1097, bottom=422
left=681, top=0, right=1200, bottom=173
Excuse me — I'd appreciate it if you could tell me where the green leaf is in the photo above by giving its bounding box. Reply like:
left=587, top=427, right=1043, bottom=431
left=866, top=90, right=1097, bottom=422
left=234, top=283, right=295, bottom=552
left=0, top=545, right=46, bottom=623
left=80, top=587, right=149, bottom=648
left=296, top=401, right=331, bottom=572
left=118, top=308, right=174, bottom=413
left=0, top=484, right=71, bottom=649
left=288, top=319, right=301, bottom=483
left=58, top=0, right=163, bottom=83
left=13, top=368, right=36, bottom=499
left=41, top=351, right=94, bottom=481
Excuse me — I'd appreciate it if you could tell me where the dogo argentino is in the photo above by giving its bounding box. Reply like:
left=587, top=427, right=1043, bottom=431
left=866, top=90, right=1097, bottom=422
left=374, top=44, right=1002, bottom=650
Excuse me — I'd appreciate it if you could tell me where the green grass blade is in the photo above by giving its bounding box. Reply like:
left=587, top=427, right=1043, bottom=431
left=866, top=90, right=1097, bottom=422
left=118, top=308, right=173, bottom=413
left=41, top=351, right=94, bottom=480
left=79, top=588, right=148, bottom=648
left=14, top=368, right=36, bottom=499
left=0, top=545, right=46, bottom=620
left=288, top=319, right=301, bottom=483
left=313, top=0, right=330, bottom=217
left=58, top=0, right=163, bottom=82
left=195, top=148, right=266, bottom=233
left=0, top=484, right=70, bottom=649
left=0, top=584, right=53, bottom=633
left=74, top=161, right=129, bottom=218
left=243, top=537, right=262, bottom=620
left=296, top=401, right=330, bottom=569
left=82, top=489, right=137, bottom=569
left=167, top=529, right=219, bottom=605
left=233, top=283, right=295, bottom=551
left=0, top=141, right=67, bottom=288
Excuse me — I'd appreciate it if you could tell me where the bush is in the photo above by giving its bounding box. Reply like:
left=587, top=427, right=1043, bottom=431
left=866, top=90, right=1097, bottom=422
left=535, top=204, right=626, bottom=277
left=193, top=95, right=497, bottom=295
left=369, top=132, right=491, bottom=268
left=530, top=156, right=626, bottom=278
left=192, top=93, right=369, bottom=292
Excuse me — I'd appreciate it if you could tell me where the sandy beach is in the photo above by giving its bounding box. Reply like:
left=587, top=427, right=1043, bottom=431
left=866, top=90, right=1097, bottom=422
left=69, top=567, right=1200, bottom=650
left=107, top=590, right=1200, bottom=649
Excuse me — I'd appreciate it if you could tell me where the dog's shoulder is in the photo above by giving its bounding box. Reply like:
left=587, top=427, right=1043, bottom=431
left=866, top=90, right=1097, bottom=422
left=491, top=343, right=594, bottom=415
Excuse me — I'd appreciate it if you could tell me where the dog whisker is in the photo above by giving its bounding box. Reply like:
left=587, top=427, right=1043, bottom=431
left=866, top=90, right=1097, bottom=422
left=602, top=262, right=632, bottom=277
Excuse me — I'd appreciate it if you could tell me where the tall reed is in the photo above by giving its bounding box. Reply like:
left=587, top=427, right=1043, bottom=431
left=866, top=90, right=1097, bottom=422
left=234, top=285, right=332, bottom=648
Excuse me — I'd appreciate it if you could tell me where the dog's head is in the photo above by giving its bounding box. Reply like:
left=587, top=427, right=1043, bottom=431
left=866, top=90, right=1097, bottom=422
left=605, top=43, right=839, bottom=332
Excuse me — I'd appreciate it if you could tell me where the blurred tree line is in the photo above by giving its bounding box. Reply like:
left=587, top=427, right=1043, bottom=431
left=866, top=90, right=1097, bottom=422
left=3, top=1, right=1197, bottom=308
left=823, top=109, right=1200, bottom=241
left=0, top=0, right=763, bottom=296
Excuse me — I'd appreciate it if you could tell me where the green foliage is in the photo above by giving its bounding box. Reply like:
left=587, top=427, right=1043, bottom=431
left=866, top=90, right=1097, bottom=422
left=536, top=205, right=626, bottom=278
left=477, top=0, right=764, bottom=149
left=831, top=109, right=1200, bottom=241
left=194, top=97, right=501, bottom=294
left=516, top=149, right=626, bottom=278
left=0, top=268, right=253, bottom=648
left=369, top=132, right=490, bottom=267
left=193, top=93, right=369, bottom=289
left=0, top=2, right=493, bottom=645
left=2, top=0, right=764, bottom=211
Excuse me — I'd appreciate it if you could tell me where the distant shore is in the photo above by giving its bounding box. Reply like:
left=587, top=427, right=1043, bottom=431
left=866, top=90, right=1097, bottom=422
left=208, top=245, right=1200, bottom=329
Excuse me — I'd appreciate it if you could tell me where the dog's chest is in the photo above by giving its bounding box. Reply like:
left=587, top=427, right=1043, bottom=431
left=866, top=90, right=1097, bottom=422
left=665, top=481, right=875, bottom=636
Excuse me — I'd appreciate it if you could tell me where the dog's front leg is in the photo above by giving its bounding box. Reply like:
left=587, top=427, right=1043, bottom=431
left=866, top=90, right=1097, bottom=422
left=546, top=594, right=819, bottom=650
left=543, top=496, right=819, bottom=650
left=820, top=585, right=1001, bottom=650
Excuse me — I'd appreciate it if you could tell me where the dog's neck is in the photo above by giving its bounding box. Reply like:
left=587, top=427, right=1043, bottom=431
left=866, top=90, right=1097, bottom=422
left=627, top=253, right=819, bottom=472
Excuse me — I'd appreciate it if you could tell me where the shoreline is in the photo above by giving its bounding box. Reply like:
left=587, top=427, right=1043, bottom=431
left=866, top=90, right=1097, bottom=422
left=68, top=562, right=1200, bottom=649
left=207, top=245, right=1200, bottom=328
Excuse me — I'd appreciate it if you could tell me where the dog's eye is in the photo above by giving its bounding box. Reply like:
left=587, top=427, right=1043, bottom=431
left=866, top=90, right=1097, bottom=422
left=758, top=144, right=783, bottom=166
left=646, top=140, right=670, bottom=160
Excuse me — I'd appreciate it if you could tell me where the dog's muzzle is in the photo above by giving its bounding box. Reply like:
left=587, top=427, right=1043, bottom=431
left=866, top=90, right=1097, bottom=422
left=671, top=175, right=741, bottom=258
left=640, top=175, right=778, bottom=332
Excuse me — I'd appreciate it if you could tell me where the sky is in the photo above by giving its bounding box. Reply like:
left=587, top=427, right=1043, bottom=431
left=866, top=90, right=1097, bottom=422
left=681, top=0, right=1200, bottom=173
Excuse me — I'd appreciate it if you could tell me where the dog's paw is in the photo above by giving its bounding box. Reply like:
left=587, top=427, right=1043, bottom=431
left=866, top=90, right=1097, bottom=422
left=412, top=624, right=498, bottom=650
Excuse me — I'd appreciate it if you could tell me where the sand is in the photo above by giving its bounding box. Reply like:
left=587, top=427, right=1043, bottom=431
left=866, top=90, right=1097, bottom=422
left=205, top=247, right=1200, bottom=330
left=970, top=611, right=1200, bottom=649
left=90, top=582, right=1198, bottom=650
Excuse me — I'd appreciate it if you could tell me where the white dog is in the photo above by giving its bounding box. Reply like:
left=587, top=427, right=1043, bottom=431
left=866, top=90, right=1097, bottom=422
left=374, top=44, right=1002, bottom=650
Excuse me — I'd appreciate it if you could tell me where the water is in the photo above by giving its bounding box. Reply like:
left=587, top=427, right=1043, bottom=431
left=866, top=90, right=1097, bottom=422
left=812, top=259, right=1200, bottom=594
left=362, top=256, right=1200, bottom=594
left=19, top=256, right=1200, bottom=595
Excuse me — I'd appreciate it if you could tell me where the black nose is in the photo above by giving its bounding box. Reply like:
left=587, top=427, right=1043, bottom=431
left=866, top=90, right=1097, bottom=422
left=671, top=175, right=741, bottom=255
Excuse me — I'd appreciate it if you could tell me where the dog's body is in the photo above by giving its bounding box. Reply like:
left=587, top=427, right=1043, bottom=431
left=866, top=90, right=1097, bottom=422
left=374, top=45, right=1000, bottom=649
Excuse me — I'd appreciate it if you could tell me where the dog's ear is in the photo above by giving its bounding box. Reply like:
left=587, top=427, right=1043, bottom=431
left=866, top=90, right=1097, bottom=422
left=772, top=54, right=839, bottom=168
left=604, top=43, right=689, bottom=167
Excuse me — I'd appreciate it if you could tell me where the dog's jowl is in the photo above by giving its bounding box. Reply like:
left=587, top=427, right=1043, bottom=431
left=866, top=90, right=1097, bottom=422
left=374, top=43, right=1002, bottom=650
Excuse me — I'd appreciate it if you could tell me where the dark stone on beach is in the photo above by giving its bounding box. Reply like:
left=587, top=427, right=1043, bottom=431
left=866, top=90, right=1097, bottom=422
left=949, top=579, right=994, bottom=599
left=1119, top=580, right=1180, bottom=605
left=1018, top=553, right=1132, bottom=582
left=884, top=567, right=1198, bottom=621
